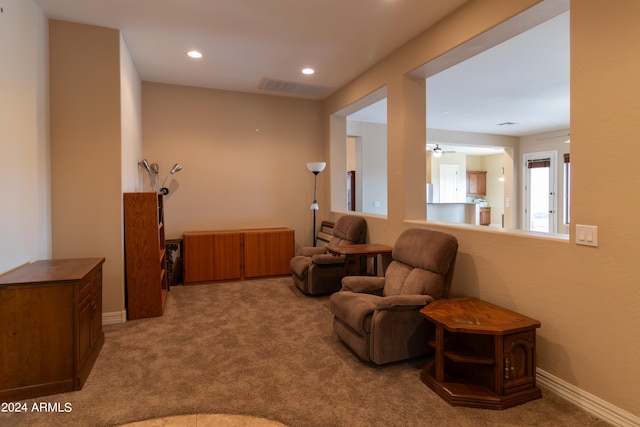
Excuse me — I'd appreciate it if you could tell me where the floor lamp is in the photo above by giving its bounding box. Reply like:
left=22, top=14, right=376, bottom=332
left=307, top=162, right=326, bottom=246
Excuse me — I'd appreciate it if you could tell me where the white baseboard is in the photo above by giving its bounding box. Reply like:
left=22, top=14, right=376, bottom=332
left=537, top=368, right=640, bottom=427
left=103, top=310, right=127, bottom=325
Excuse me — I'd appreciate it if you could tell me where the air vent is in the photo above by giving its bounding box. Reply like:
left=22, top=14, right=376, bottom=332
left=259, top=78, right=332, bottom=98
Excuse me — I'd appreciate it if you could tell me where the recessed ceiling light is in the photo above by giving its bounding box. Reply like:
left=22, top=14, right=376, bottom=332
left=301, top=68, right=315, bottom=75
left=187, top=50, right=203, bottom=59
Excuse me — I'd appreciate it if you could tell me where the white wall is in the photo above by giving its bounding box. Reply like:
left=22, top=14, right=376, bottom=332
left=120, top=34, right=143, bottom=194
left=0, top=0, right=50, bottom=273
left=346, top=121, right=388, bottom=215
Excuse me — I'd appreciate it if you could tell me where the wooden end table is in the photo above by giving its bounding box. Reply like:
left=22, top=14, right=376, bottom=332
left=326, top=244, right=392, bottom=276
left=419, top=297, right=541, bottom=410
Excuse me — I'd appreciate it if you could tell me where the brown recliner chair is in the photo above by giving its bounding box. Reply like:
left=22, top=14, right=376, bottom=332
left=329, top=228, right=458, bottom=365
left=290, top=215, right=367, bottom=295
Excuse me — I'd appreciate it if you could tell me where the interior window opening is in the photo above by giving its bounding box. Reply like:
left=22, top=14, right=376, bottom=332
left=329, top=87, right=388, bottom=216
left=423, top=11, right=569, bottom=234
left=345, top=97, right=388, bottom=216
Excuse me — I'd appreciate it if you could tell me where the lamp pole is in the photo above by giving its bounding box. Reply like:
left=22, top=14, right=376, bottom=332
left=306, top=162, right=326, bottom=247
left=311, top=171, right=319, bottom=246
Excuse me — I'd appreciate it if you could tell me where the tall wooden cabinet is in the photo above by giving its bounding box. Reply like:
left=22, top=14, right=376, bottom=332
left=0, top=258, right=105, bottom=400
left=183, top=228, right=294, bottom=284
left=124, top=192, right=168, bottom=320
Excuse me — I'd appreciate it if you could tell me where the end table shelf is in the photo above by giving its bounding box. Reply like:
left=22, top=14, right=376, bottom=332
left=420, top=297, right=541, bottom=410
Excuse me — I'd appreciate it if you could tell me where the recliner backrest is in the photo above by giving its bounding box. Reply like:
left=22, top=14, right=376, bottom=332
left=328, top=215, right=367, bottom=246
left=382, top=228, right=458, bottom=298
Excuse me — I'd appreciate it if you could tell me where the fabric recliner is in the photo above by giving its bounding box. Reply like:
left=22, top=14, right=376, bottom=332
left=329, top=228, right=458, bottom=365
left=290, top=215, right=367, bottom=295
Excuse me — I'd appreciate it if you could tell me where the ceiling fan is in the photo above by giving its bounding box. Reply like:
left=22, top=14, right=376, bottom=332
left=427, top=143, right=456, bottom=157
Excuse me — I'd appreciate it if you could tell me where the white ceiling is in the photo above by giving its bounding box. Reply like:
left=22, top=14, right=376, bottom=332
left=34, top=0, right=468, bottom=97
left=349, top=11, right=570, bottom=140
left=33, top=0, right=569, bottom=151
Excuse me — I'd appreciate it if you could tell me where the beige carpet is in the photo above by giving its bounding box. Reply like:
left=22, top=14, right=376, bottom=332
left=117, top=413, right=287, bottom=426
left=1, top=277, right=610, bottom=427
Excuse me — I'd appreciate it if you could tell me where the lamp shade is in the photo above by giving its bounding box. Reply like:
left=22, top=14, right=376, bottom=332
left=306, top=162, right=326, bottom=173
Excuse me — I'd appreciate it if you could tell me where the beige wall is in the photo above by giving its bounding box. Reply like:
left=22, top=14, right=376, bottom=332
left=0, top=0, right=50, bottom=273
left=324, top=0, right=640, bottom=418
left=141, top=83, right=325, bottom=251
left=4, top=0, right=639, bottom=420
left=49, top=20, right=127, bottom=315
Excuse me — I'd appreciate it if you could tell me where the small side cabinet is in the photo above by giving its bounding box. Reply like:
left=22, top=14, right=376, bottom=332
left=419, top=297, right=541, bottom=410
left=0, top=258, right=105, bottom=401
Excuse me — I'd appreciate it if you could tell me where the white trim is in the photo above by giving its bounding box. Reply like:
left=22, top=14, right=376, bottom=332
left=103, top=310, right=127, bottom=325
left=537, top=368, right=640, bottom=427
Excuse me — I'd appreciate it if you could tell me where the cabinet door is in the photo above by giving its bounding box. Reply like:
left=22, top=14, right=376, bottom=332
left=467, top=171, right=487, bottom=196
left=244, top=229, right=294, bottom=278
left=480, top=208, right=491, bottom=226
left=244, top=232, right=269, bottom=278
left=212, top=232, right=243, bottom=280
left=78, top=298, right=93, bottom=367
left=183, top=233, right=215, bottom=283
left=266, top=229, right=294, bottom=275
left=503, top=331, right=536, bottom=395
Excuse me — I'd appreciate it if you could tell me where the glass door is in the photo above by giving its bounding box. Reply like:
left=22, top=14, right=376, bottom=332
left=523, top=151, right=557, bottom=233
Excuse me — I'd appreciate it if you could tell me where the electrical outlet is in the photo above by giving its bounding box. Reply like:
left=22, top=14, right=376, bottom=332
left=575, top=224, right=598, bottom=247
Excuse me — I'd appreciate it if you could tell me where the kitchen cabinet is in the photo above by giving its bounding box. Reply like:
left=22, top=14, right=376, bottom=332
left=183, top=228, right=294, bottom=284
left=480, top=207, right=491, bottom=226
left=467, top=171, right=487, bottom=196
left=0, top=258, right=105, bottom=401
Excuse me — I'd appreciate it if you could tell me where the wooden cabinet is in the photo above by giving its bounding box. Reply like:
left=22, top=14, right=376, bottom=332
left=244, top=228, right=295, bottom=278
left=420, top=297, right=541, bottom=410
left=183, top=231, right=243, bottom=283
left=124, top=192, right=168, bottom=320
left=183, top=228, right=294, bottom=284
left=467, top=171, right=487, bottom=196
left=0, top=258, right=105, bottom=401
left=480, top=207, right=491, bottom=226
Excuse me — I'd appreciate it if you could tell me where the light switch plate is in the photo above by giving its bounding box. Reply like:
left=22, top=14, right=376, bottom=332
left=575, top=224, right=598, bottom=247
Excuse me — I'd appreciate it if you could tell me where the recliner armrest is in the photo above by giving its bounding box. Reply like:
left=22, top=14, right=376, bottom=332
left=311, top=254, right=346, bottom=265
left=298, top=246, right=327, bottom=257
left=341, top=276, right=385, bottom=294
left=374, top=294, right=435, bottom=310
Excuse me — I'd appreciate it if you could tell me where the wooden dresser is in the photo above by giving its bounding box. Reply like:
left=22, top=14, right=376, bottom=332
left=0, top=258, right=105, bottom=401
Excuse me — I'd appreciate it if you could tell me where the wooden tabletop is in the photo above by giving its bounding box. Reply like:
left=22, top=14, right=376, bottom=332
left=326, top=244, right=392, bottom=256
left=420, top=297, right=540, bottom=335
left=0, top=258, right=105, bottom=285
